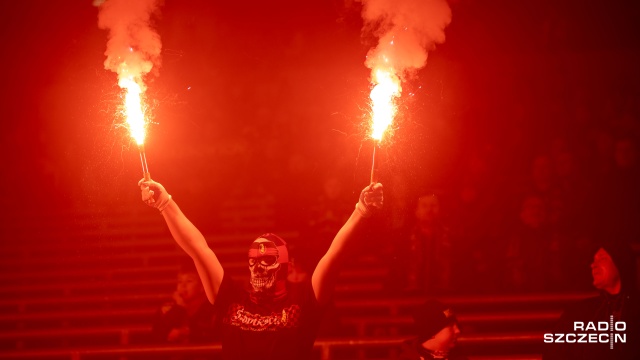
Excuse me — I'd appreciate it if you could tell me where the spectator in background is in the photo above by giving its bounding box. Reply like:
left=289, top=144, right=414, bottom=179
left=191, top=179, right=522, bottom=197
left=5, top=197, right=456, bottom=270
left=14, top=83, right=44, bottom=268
left=605, top=137, right=640, bottom=238
left=301, top=175, right=352, bottom=271
left=152, top=260, right=220, bottom=344
left=543, top=240, right=639, bottom=360
left=550, top=147, right=594, bottom=290
left=286, top=248, right=310, bottom=285
left=450, top=149, right=503, bottom=294
left=399, top=299, right=466, bottom=360
left=392, top=193, right=456, bottom=294
left=504, top=194, right=561, bottom=291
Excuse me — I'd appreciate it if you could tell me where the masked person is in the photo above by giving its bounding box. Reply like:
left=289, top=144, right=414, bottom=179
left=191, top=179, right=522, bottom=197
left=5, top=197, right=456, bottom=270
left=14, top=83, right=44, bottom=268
left=543, top=240, right=639, bottom=360
left=139, top=179, right=383, bottom=360
left=399, top=299, right=466, bottom=360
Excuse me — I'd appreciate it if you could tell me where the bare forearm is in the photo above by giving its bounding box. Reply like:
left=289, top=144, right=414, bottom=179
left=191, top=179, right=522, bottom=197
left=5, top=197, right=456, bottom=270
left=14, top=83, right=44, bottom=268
left=139, top=178, right=223, bottom=302
left=160, top=200, right=207, bottom=257
left=312, top=182, right=383, bottom=303
left=322, top=208, right=365, bottom=260
left=313, top=208, right=366, bottom=303
left=160, top=200, right=224, bottom=302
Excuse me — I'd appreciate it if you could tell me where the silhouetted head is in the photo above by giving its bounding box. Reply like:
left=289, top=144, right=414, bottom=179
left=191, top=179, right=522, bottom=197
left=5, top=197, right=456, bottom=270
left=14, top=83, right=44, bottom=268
left=591, top=241, right=637, bottom=295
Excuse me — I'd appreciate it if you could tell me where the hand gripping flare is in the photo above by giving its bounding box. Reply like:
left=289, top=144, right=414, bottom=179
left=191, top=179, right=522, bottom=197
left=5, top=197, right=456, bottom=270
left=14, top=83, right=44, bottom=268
left=355, top=183, right=383, bottom=218
left=139, top=178, right=173, bottom=212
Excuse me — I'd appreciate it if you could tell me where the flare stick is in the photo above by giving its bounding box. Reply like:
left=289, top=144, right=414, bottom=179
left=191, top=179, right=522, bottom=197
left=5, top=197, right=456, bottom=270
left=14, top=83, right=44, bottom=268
left=370, top=141, right=379, bottom=184
left=138, top=144, right=150, bottom=181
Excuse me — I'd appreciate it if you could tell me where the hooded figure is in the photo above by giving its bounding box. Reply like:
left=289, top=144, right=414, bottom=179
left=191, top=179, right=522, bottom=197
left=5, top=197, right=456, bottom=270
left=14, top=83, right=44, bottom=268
left=543, top=240, right=639, bottom=360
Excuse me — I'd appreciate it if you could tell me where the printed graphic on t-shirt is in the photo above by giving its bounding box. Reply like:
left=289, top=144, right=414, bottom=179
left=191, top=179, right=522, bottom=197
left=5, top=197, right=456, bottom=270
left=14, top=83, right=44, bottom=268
left=225, top=304, right=301, bottom=331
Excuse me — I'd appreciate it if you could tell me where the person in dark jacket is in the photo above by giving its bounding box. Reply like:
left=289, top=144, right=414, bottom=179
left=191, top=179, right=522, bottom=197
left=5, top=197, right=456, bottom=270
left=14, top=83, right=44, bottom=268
left=152, top=260, right=220, bottom=344
left=399, top=299, right=467, bottom=360
left=543, top=240, right=639, bottom=360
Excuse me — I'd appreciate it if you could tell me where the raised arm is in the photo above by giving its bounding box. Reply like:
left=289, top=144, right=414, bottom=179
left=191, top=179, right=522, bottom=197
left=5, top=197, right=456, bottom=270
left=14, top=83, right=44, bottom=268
left=311, top=183, right=383, bottom=305
left=140, top=179, right=224, bottom=304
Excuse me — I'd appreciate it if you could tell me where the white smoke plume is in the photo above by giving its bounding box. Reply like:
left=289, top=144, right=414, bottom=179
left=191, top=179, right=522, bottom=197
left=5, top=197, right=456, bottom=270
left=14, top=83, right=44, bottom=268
left=360, top=0, right=452, bottom=82
left=96, top=0, right=162, bottom=88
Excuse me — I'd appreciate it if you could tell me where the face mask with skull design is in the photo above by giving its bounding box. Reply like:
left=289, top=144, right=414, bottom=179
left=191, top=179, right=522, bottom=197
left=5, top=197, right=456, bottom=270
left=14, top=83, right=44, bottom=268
left=247, top=233, right=288, bottom=303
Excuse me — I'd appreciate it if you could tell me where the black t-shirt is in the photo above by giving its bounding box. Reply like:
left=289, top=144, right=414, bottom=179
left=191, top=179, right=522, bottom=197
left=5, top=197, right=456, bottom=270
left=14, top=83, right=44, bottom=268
left=214, top=274, right=323, bottom=360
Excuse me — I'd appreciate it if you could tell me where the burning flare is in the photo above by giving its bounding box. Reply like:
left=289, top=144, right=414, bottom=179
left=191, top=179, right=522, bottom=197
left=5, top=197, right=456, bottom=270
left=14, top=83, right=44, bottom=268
left=361, top=0, right=452, bottom=142
left=368, top=68, right=400, bottom=183
left=119, top=76, right=147, bottom=146
left=97, top=0, right=161, bottom=179
left=360, top=0, right=451, bottom=183
left=369, top=69, right=401, bottom=142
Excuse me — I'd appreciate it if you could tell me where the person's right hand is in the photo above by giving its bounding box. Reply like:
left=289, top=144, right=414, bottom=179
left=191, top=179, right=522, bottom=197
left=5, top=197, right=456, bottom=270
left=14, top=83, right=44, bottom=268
left=138, top=178, right=172, bottom=211
left=172, top=290, right=186, bottom=307
left=356, top=182, right=383, bottom=218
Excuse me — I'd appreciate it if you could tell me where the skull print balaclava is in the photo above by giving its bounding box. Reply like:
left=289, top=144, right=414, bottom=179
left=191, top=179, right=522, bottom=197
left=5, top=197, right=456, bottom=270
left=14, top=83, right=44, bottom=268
left=247, top=233, right=288, bottom=303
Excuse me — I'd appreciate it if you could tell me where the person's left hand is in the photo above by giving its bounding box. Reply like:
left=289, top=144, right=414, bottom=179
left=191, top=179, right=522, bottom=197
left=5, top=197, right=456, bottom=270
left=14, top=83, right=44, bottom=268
left=138, top=178, right=172, bottom=212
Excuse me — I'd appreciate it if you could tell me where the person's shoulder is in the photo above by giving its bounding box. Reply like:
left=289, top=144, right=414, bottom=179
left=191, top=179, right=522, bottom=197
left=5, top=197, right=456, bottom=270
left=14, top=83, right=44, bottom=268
left=286, top=279, right=328, bottom=316
left=397, top=339, right=420, bottom=360
left=198, top=299, right=217, bottom=314
left=215, top=273, right=247, bottom=306
left=288, top=278, right=313, bottom=289
left=574, top=294, right=605, bottom=309
left=560, top=294, right=603, bottom=319
left=220, top=273, right=244, bottom=291
left=287, top=279, right=315, bottom=300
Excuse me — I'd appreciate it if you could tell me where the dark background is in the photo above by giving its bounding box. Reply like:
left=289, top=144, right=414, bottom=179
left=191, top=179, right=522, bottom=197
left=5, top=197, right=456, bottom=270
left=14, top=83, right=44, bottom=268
left=0, top=0, right=639, bottom=231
